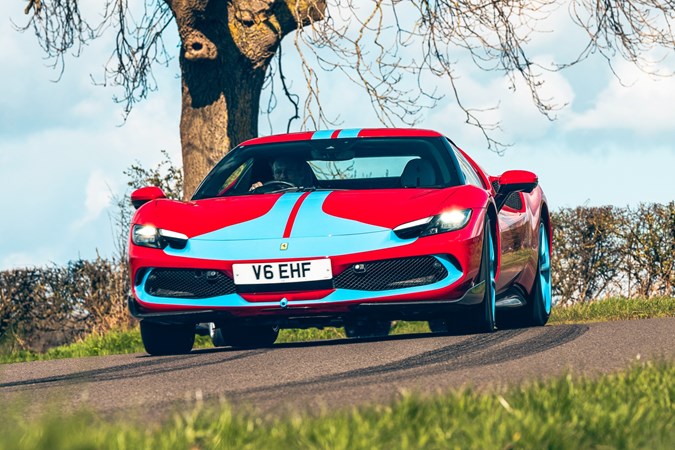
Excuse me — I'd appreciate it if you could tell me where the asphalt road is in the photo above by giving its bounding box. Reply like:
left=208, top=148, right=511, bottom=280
left=1, top=317, right=673, bottom=420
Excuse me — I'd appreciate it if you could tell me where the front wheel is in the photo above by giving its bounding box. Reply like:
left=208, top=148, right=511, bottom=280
left=447, top=218, right=496, bottom=335
left=140, top=322, right=195, bottom=356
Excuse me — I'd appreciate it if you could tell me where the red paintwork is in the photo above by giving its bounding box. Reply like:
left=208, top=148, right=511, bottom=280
left=499, top=170, right=538, bottom=186
left=356, top=128, right=443, bottom=138
left=321, top=186, right=488, bottom=230
left=131, top=186, right=166, bottom=207
left=133, top=195, right=279, bottom=238
left=129, top=128, right=549, bottom=321
left=241, top=131, right=315, bottom=146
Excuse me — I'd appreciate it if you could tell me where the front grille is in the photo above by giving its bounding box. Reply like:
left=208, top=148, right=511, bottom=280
left=334, top=256, right=448, bottom=291
left=144, top=268, right=236, bottom=298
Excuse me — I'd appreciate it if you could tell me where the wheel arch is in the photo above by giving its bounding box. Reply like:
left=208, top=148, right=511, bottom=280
left=539, top=200, right=552, bottom=252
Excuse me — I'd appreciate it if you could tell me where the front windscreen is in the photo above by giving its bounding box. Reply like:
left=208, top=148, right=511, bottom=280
left=192, top=137, right=460, bottom=200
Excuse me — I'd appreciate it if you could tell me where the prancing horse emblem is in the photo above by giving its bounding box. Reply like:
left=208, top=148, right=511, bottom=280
left=280, top=242, right=288, bottom=251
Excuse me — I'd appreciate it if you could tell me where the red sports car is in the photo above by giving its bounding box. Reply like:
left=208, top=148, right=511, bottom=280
left=128, top=128, right=551, bottom=355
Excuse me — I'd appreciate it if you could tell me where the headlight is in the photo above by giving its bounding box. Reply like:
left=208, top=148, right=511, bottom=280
left=394, top=209, right=472, bottom=239
left=132, top=225, right=188, bottom=249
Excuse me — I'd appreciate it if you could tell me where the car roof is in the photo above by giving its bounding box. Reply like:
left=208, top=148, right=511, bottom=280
left=239, top=128, right=444, bottom=147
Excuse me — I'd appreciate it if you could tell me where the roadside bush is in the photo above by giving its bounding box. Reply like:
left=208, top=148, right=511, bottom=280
left=0, top=258, right=131, bottom=352
left=550, top=202, right=675, bottom=303
left=551, top=206, right=626, bottom=304
left=623, top=203, right=675, bottom=298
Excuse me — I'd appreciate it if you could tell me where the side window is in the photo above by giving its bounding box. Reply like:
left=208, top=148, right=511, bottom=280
left=454, top=150, right=484, bottom=188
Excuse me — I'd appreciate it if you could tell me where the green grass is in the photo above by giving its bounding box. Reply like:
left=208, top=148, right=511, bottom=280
left=2, top=296, right=673, bottom=364
left=549, top=296, right=675, bottom=324
left=0, top=330, right=213, bottom=364
left=0, top=361, right=673, bottom=449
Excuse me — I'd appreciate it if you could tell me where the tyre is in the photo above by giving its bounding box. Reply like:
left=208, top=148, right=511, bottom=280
left=447, top=218, right=496, bottom=334
left=528, top=222, right=552, bottom=326
left=428, top=319, right=449, bottom=333
left=209, top=322, right=226, bottom=347
left=344, top=318, right=392, bottom=339
left=140, top=321, right=195, bottom=356
left=218, top=324, right=279, bottom=348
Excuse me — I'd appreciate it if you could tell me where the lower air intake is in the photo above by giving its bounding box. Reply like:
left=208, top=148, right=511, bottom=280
left=334, top=256, right=449, bottom=291
left=144, top=268, right=236, bottom=298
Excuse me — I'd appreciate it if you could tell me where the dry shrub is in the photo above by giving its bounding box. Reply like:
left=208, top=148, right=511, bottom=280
left=0, top=258, right=131, bottom=352
left=551, top=206, right=626, bottom=304
left=623, top=202, right=675, bottom=297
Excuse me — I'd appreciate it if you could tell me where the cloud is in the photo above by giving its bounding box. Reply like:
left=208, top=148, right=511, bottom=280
left=71, top=170, right=114, bottom=229
left=423, top=59, right=576, bottom=149
left=565, top=61, right=675, bottom=133
left=0, top=251, right=58, bottom=271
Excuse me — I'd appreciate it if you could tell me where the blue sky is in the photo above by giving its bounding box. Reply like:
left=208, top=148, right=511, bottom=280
left=1, top=2, right=674, bottom=270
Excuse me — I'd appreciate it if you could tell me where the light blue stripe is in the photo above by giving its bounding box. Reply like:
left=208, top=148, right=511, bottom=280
left=290, top=191, right=391, bottom=237
left=336, top=128, right=361, bottom=138
left=165, top=232, right=410, bottom=261
left=135, top=256, right=462, bottom=308
left=163, top=191, right=415, bottom=261
left=186, top=193, right=300, bottom=241
left=311, top=130, right=336, bottom=140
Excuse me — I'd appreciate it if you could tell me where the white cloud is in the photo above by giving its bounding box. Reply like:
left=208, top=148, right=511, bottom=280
left=424, top=59, right=575, bottom=148
left=565, top=61, right=675, bottom=133
left=71, top=170, right=114, bottom=229
left=0, top=250, right=58, bottom=271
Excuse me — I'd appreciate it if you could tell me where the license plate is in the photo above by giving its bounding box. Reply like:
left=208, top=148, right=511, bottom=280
left=232, top=259, right=332, bottom=285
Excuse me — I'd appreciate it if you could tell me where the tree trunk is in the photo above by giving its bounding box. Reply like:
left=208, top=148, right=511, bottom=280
left=179, top=54, right=266, bottom=198
left=167, top=0, right=326, bottom=199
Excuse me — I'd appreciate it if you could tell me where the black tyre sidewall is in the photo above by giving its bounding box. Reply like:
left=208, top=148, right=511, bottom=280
left=447, top=218, right=496, bottom=334
left=530, top=224, right=551, bottom=326
left=140, top=321, right=195, bottom=356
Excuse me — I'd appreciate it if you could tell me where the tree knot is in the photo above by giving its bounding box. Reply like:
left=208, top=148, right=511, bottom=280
left=183, top=30, right=218, bottom=61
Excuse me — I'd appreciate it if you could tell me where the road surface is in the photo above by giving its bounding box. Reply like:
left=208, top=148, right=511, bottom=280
left=1, top=317, right=673, bottom=420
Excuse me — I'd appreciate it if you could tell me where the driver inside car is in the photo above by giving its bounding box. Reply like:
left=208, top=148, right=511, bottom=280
left=250, top=157, right=315, bottom=191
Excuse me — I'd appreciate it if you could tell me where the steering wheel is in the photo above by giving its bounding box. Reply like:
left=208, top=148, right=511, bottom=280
left=252, top=180, right=296, bottom=193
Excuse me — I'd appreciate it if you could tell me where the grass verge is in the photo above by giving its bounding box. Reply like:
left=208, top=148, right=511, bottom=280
left=0, top=360, right=673, bottom=449
left=549, top=296, right=675, bottom=324
left=2, top=296, right=673, bottom=364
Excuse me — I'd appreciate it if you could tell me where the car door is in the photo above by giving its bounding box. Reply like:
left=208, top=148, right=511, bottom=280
left=496, top=192, right=533, bottom=292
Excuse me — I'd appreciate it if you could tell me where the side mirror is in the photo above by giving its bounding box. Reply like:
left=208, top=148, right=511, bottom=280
left=495, top=170, right=538, bottom=210
left=131, top=186, right=166, bottom=210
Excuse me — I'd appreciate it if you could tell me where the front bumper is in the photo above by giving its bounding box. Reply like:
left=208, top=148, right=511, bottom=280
left=128, top=279, right=486, bottom=326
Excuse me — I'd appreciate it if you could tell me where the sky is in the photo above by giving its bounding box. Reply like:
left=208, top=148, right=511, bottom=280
left=1, top=2, right=674, bottom=270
